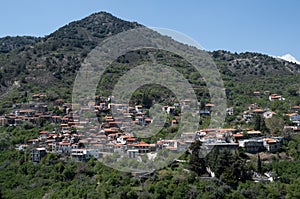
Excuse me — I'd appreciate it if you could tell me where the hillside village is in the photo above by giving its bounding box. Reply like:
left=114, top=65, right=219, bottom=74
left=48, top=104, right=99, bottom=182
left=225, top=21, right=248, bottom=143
left=0, top=91, right=299, bottom=164
left=1, top=9, right=300, bottom=198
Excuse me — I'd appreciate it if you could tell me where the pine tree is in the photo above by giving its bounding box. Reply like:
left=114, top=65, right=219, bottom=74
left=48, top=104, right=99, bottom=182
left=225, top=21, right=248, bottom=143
left=189, top=140, right=206, bottom=175
left=253, top=115, right=269, bottom=133
left=257, top=153, right=262, bottom=174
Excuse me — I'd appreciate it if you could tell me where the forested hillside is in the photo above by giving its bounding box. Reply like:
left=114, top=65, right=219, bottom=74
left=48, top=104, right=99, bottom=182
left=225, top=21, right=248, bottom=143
left=0, top=12, right=299, bottom=114
left=0, top=12, right=300, bottom=199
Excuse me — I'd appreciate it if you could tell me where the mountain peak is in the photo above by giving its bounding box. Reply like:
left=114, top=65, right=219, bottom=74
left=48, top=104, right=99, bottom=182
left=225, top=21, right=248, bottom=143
left=47, top=11, right=142, bottom=41
left=87, top=11, right=120, bottom=20
left=278, top=54, right=300, bottom=65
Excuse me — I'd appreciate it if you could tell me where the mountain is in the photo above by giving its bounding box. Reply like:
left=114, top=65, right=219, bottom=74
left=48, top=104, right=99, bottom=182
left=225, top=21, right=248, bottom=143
left=1, top=12, right=300, bottom=199
left=277, top=53, right=300, bottom=65
left=0, top=12, right=299, bottom=113
left=0, top=12, right=142, bottom=111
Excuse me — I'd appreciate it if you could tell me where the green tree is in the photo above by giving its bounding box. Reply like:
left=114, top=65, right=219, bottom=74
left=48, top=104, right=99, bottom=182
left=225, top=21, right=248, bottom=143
left=257, top=154, right=262, bottom=174
left=189, top=140, right=206, bottom=176
left=253, top=115, right=269, bottom=133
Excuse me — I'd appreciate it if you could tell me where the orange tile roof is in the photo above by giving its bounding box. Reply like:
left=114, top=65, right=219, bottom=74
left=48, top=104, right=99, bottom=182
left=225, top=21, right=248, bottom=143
left=127, top=137, right=137, bottom=141
left=263, top=138, right=277, bottom=143
left=27, top=139, right=39, bottom=142
left=104, top=128, right=115, bottom=131
left=286, top=113, right=298, bottom=117
left=19, top=109, right=35, bottom=113
left=135, top=142, right=150, bottom=147
left=119, top=135, right=131, bottom=139
left=232, top=134, right=244, bottom=137
left=252, top=109, right=264, bottom=113
left=59, top=142, right=71, bottom=146
left=55, top=99, right=63, bottom=102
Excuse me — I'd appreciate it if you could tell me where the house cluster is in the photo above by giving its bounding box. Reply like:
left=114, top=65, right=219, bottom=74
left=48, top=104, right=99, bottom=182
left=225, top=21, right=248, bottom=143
left=0, top=94, right=72, bottom=127
left=284, top=107, right=300, bottom=132
left=241, top=103, right=277, bottom=122
left=11, top=94, right=199, bottom=162
left=197, top=128, right=284, bottom=153
left=252, top=91, right=285, bottom=101
left=240, top=91, right=300, bottom=133
left=268, top=93, right=285, bottom=101
left=10, top=91, right=297, bottom=163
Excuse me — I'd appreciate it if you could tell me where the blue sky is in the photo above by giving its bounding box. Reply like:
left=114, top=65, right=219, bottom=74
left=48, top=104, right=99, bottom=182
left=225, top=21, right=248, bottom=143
left=1, top=0, right=299, bottom=60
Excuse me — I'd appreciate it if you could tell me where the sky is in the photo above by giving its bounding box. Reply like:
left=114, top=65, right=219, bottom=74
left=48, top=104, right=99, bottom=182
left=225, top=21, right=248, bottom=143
left=1, top=0, right=299, bottom=60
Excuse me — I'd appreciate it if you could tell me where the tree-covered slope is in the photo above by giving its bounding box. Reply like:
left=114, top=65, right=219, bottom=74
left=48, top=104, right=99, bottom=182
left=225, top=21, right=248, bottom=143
left=0, top=12, right=299, bottom=114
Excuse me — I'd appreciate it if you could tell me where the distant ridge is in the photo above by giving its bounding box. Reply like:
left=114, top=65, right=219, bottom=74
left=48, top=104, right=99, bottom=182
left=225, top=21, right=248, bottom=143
left=0, top=36, right=40, bottom=53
